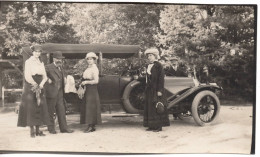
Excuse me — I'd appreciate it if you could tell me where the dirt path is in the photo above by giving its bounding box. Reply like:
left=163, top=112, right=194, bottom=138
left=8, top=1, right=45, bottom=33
left=0, top=106, right=253, bottom=154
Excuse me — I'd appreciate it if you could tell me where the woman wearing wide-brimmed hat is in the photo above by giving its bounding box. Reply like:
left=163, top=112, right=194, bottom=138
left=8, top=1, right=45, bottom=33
left=143, top=48, right=170, bottom=132
left=17, top=44, right=50, bottom=137
left=80, top=52, right=102, bottom=133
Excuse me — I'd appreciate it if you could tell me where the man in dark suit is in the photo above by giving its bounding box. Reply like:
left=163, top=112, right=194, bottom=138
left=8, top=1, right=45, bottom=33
left=45, top=51, right=73, bottom=134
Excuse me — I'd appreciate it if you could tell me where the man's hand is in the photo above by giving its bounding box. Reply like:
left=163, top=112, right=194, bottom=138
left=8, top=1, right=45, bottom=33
left=157, top=91, right=162, bottom=97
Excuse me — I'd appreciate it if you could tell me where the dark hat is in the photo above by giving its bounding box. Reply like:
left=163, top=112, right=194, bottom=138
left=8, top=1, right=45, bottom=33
left=30, top=44, right=43, bottom=52
left=53, top=51, right=65, bottom=59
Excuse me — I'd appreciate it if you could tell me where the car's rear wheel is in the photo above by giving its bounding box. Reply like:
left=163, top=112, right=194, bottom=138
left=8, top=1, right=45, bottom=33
left=122, top=80, right=145, bottom=114
left=191, top=90, right=220, bottom=126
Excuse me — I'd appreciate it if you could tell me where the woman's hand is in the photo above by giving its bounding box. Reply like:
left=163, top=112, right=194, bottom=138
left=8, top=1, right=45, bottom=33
left=39, top=84, right=43, bottom=89
left=48, top=78, right=52, bottom=84
left=157, top=91, right=162, bottom=97
left=32, top=83, right=38, bottom=89
left=80, top=81, right=87, bottom=86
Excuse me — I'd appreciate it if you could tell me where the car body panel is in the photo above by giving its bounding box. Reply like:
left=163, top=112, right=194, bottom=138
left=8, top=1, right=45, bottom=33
left=98, top=75, right=120, bottom=104
left=98, top=75, right=134, bottom=104
left=164, top=77, right=195, bottom=95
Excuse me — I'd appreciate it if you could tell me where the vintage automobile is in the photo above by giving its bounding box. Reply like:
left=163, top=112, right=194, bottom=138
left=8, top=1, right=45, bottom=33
left=22, top=43, right=222, bottom=126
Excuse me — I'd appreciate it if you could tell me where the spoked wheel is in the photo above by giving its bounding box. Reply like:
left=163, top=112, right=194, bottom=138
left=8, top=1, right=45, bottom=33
left=122, top=80, right=145, bottom=114
left=191, top=90, right=220, bottom=126
left=129, top=85, right=145, bottom=111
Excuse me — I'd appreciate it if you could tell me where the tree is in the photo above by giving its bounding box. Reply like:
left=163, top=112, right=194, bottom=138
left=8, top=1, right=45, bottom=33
left=2, top=1, right=78, bottom=56
left=209, top=6, right=255, bottom=99
left=158, top=5, right=255, bottom=100
left=69, top=3, right=164, bottom=50
left=68, top=3, right=165, bottom=75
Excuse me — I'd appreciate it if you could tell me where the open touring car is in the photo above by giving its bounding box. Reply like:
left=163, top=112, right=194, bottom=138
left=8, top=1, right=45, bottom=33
left=22, top=43, right=222, bottom=126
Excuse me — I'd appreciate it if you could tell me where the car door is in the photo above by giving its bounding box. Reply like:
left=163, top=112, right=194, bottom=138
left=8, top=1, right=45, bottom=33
left=98, top=74, right=121, bottom=104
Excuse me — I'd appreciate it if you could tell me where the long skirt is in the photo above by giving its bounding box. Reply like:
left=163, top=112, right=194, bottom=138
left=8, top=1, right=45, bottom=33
left=80, top=84, right=102, bottom=125
left=17, top=75, right=50, bottom=127
left=143, top=87, right=170, bottom=128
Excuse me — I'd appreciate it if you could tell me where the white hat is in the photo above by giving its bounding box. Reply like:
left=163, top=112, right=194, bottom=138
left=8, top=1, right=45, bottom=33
left=85, top=52, right=98, bottom=59
left=144, top=48, right=160, bottom=59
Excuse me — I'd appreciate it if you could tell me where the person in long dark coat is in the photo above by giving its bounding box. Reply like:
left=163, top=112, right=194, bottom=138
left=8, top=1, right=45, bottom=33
left=44, top=52, right=73, bottom=134
left=17, top=44, right=50, bottom=138
left=143, top=48, right=170, bottom=132
left=80, top=52, right=102, bottom=133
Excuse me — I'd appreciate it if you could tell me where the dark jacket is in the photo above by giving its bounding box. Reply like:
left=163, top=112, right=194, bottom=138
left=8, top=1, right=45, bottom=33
left=146, top=61, right=165, bottom=98
left=44, top=63, right=65, bottom=98
left=165, top=66, right=187, bottom=77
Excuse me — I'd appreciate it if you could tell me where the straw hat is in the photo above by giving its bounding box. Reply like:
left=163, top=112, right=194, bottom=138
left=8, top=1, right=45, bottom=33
left=85, top=52, right=98, bottom=59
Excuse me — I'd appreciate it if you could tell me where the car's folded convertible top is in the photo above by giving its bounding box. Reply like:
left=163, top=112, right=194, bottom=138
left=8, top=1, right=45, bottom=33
left=22, top=43, right=140, bottom=59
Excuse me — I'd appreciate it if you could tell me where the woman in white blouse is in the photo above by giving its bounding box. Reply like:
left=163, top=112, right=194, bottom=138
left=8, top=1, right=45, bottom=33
left=80, top=52, right=102, bottom=133
left=17, top=44, right=50, bottom=137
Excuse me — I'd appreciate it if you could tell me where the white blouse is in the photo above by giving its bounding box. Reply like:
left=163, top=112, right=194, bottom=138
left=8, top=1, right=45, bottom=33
left=147, top=63, right=154, bottom=75
left=82, top=64, right=99, bottom=84
left=24, top=56, right=47, bottom=85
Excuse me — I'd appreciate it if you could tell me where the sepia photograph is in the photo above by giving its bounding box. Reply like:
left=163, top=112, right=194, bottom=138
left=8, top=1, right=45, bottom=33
left=0, top=0, right=256, bottom=155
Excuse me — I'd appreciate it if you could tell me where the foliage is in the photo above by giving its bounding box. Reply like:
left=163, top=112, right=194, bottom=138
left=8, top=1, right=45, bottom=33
left=1, top=3, right=256, bottom=101
left=158, top=5, right=255, bottom=101
left=69, top=3, right=164, bottom=50
left=2, top=71, right=23, bottom=88
left=72, top=57, right=146, bottom=77
left=68, top=3, right=164, bottom=76
left=2, top=2, right=78, bottom=56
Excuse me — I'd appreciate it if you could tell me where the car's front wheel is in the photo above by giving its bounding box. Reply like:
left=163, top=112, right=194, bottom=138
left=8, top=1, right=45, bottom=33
left=191, top=90, right=221, bottom=126
left=122, top=80, right=145, bottom=114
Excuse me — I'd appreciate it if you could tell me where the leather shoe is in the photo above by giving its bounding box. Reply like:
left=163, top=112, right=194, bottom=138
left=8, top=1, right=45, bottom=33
left=153, top=127, right=162, bottom=132
left=146, top=128, right=154, bottom=131
left=49, top=130, right=57, bottom=134
left=61, top=129, right=74, bottom=133
left=30, top=132, right=35, bottom=138
left=36, top=131, right=46, bottom=136
left=84, top=127, right=95, bottom=133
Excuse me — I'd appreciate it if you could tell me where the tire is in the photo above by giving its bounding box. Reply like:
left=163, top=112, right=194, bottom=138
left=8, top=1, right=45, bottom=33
left=122, top=80, right=145, bottom=114
left=191, top=90, right=221, bottom=126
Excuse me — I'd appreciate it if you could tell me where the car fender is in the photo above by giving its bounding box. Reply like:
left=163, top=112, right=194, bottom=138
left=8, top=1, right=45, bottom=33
left=122, top=80, right=141, bottom=101
left=167, top=84, right=222, bottom=109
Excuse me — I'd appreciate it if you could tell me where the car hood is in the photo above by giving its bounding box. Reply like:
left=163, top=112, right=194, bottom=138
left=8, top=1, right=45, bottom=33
left=165, top=77, right=195, bottom=94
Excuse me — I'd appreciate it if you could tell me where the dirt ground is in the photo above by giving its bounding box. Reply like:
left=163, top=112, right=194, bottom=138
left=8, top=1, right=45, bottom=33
left=0, top=105, right=253, bottom=154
